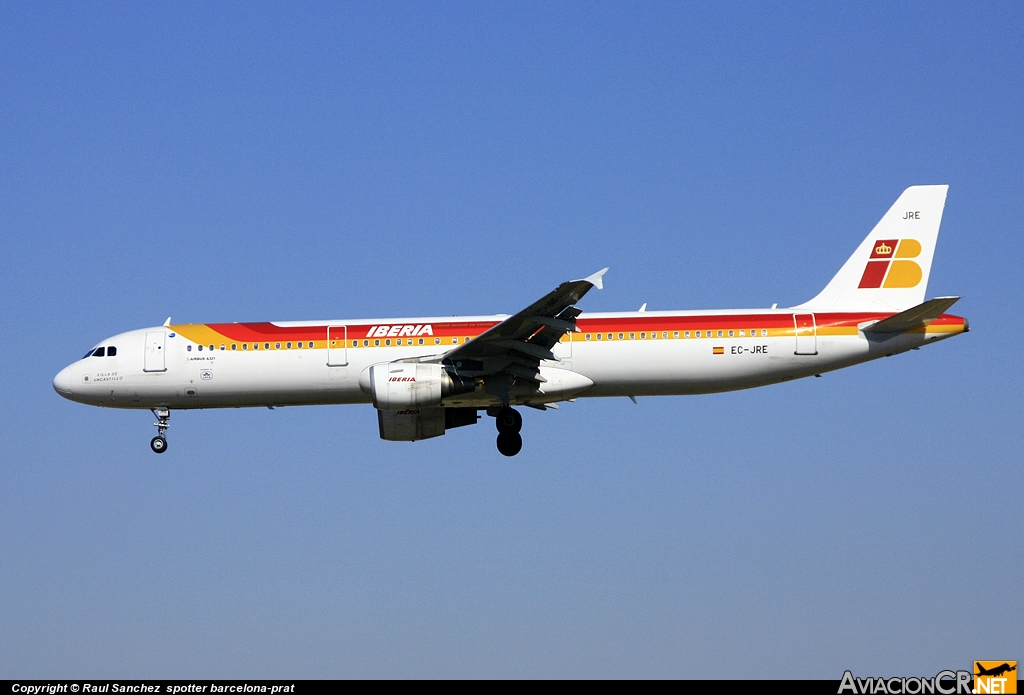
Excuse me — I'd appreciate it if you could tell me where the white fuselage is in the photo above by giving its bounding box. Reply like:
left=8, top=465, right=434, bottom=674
left=52, top=308, right=965, bottom=411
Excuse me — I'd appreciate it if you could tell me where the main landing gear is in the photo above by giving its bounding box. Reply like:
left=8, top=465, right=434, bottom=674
left=150, top=408, right=170, bottom=454
left=495, top=407, right=523, bottom=457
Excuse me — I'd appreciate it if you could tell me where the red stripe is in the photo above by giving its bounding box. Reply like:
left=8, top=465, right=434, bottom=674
left=200, top=312, right=965, bottom=342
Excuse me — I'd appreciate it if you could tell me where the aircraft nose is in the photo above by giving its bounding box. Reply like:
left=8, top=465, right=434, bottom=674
left=53, top=366, right=75, bottom=397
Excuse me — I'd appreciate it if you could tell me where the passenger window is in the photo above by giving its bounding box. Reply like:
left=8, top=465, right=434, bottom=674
left=663, top=332, right=668, bottom=339
left=198, top=345, right=203, bottom=351
left=640, top=333, right=646, bottom=339
left=761, top=329, right=767, bottom=337
left=629, top=333, right=635, bottom=340
left=220, top=344, right=225, bottom=350
left=434, top=338, right=440, bottom=345
left=596, top=333, right=602, bottom=340
left=209, top=345, right=214, bottom=351
left=585, top=334, right=591, bottom=341
left=618, top=333, right=624, bottom=340
left=242, top=344, right=247, bottom=350
left=231, top=344, right=237, bottom=350
left=187, top=345, right=193, bottom=352
left=418, top=338, right=424, bottom=345
left=92, top=347, right=105, bottom=357
left=253, top=343, right=258, bottom=350
left=363, top=340, right=369, bottom=346
left=374, top=339, right=380, bottom=346
left=264, top=343, right=270, bottom=350
left=683, top=331, right=689, bottom=338
left=107, top=346, right=117, bottom=356
left=607, top=334, right=612, bottom=340
left=275, top=343, right=280, bottom=349
left=452, top=338, right=458, bottom=344
left=728, top=330, right=734, bottom=337
left=717, top=330, right=723, bottom=337
left=385, top=339, right=391, bottom=346
left=308, top=342, right=313, bottom=348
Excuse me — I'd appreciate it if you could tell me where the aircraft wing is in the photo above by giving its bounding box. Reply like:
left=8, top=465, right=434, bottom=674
left=437, top=268, right=608, bottom=385
left=864, top=296, right=960, bottom=333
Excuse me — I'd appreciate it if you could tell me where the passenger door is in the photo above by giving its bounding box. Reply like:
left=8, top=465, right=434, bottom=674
left=144, top=331, right=167, bottom=372
left=793, top=314, right=817, bottom=355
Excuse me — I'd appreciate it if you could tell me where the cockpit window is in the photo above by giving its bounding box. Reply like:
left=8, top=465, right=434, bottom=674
left=107, top=346, right=117, bottom=356
left=91, top=347, right=106, bottom=357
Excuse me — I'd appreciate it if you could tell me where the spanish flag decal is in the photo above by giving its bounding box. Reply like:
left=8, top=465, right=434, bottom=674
left=713, top=346, right=724, bottom=355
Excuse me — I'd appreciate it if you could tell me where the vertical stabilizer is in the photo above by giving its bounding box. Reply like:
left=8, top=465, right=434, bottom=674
left=795, top=185, right=948, bottom=312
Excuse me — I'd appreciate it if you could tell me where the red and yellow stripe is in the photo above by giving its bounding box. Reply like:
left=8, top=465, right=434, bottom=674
left=169, top=312, right=967, bottom=351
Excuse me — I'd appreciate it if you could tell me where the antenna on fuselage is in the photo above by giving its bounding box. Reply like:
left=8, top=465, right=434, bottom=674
left=163, top=317, right=171, bottom=327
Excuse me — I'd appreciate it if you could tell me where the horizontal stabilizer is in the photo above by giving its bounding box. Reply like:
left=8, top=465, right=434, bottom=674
left=864, top=296, right=960, bottom=333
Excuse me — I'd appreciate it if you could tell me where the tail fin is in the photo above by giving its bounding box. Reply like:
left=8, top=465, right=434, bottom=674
left=795, top=185, right=949, bottom=312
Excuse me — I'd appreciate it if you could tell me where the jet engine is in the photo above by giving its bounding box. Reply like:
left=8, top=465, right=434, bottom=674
left=365, top=362, right=476, bottom=410
left=377, top=406, right=478, bottom=441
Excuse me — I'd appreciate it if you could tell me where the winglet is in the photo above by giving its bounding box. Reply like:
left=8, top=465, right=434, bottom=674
left=579, top=267, right=609, bottom=290
left=163, top=317, right=172, bottom=327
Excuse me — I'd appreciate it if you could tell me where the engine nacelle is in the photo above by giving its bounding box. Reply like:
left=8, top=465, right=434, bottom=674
left=365, top=362, right=475, bottom=410
left=377, top=406, right=480, bottom=442
left=378, top=407, right=446, bottom=441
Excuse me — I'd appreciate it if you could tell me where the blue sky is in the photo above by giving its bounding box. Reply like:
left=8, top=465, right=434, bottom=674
left=1, top=1, right=1020, bottom=678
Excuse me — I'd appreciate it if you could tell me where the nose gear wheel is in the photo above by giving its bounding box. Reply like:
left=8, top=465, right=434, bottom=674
left=150, top=408, right=170, bottom=454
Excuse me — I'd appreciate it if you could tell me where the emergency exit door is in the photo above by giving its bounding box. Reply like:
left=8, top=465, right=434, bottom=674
left=327, top=326, right=348, bottom=366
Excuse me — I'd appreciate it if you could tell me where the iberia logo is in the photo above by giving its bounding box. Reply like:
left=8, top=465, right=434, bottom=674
left=858, top=238, right=923, bottom=289
left=975, top=661, right=1017, bottom=694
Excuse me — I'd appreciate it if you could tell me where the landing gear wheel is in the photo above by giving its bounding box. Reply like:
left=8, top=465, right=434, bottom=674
left=495, top=407, right=522, bottom=433
left=150, top=408, right=170, bottom=454
left=496, top=431, right=523, bottom=457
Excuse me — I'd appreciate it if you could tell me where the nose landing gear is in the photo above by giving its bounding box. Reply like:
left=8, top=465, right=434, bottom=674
left=150, top=408, right=170, bottom=454
left=494, top=407, right=523, bottom=457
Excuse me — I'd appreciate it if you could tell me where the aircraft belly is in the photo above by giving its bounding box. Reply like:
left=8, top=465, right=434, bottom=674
left=573, top=335, right=872, bottom=396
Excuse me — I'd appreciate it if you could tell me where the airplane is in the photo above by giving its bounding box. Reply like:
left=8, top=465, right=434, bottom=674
left=975, top=663, right=1016, bottom=678
left=53, top=185, right=968, bottom=457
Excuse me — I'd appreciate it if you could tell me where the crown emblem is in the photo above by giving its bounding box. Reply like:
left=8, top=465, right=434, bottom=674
left=875, top=242, right=892, bottom=255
